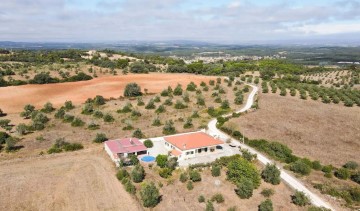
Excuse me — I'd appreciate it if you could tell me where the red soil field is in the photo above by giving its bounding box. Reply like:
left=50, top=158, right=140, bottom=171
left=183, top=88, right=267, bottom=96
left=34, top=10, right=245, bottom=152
left=0, top=73, right=216, bottom=113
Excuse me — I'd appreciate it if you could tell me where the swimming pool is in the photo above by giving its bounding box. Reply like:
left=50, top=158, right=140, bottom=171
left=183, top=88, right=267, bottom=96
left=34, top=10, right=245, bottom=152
left=141, top=155, right=155, bottom=162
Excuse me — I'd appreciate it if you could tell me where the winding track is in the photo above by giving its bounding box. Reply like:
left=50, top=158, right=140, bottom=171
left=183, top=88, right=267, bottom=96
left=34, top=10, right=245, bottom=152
left=207, top=84, right=335, bottom=210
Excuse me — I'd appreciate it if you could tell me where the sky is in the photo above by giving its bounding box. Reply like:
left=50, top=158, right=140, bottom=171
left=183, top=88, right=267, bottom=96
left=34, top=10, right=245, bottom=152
left=0, top=0, right=360, bottom=43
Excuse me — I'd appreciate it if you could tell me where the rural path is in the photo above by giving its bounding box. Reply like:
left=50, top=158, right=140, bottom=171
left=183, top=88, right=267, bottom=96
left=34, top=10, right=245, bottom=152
left=207, top=83, right=335, bottom=210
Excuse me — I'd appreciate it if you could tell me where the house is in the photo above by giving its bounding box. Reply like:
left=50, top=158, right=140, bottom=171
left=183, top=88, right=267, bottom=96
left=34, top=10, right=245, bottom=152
left=104, top=138, right=147, bottom=164
left=163, top=131, right=224, bottom=160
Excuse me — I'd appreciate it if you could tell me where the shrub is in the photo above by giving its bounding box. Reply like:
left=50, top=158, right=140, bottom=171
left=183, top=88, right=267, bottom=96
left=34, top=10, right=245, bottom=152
left=187, top=181, right=194, bottom=190
left=116, top=169, right=129, bottom=181
left=16, top=123, right=28, bottom=135
left=312, top=160, right=322, bottom=170
left=206, top=200, right=215, bottom=211
left=156, top=155, right=168, bottom=168
left=131, top=164, right=145, bottom=183
left=118, top=103, right=132, bottom=113
left=189, top=170, right=202, bottom=182
left=124, top=83, right=142, bottom=97
left=198, top=195, right=205, bottom=203
left=334, top=168, right=350, bottom=180
left=0, top=132, right=10, bottom=145
left=87, top=122, right=100, bottom=130
left=103, top=113, right=115, bottom=122
left=173, top=84, right=183, bottom=96
left=291, top=191, right=310, bottom=206
left=180, top=172, right=188, bottom=183
left=125, top=181, right=136, bottom=195
left=137, top=97, right=145, bottom=106
left=20, top=104, right=35, bottom=119
left=211, top=193, right=224, bottom=203
left=93, top=110, right=103, bottom=118
left=93, top=133, right=108, bottom=143
left=64, top=100, right=75, bottom=110
left=351, top=171, right=360, bottom=184
left=159, top=168, right=173, bottom=178
left=290, top=160, right=312, bottom=175
left=343, top=161, right=358, bottom=170
left=166, top=157, right=178, bottom=170
left=211, top=165, right=221, bottom=177
left=227, top=157, right=261, bottom=188
left=163, top=98, right=173, bottom=106
left=183, top=118, right=193, bottom=129
left=71, top=118, right=85, bottom=127
left=152, top=117, right=162, bottom=126
left=174, top=100, right=187, bottom=109
left=241, top=149, right=257, bottom=162
left=54, top=108, right=65, bottom=119
left=235, top=178, right=254, bottom=199
left=41, top=102, right=55, bottom=113
left=93, top=95, right=106, bottom=106
left=145, top=99, right=156, bottom=109
left=143, top=139, right=153, bottom=148
left=186, top=82, right=197, bottom=91
left=261, top=188, right=274, bottom=197
left=307, top=206, right=331, bottom=211
left=63, top=143, right=84, bottom=151
left=140, top=182, right=160, bottom=208
left=132, top=128, right=144, bottom=139
left=259, top=199, right=273, bottom=211
left=63, top=114, right=74, bottom=123
left=163, top=120, right=176, bottom=135
left=322, top=165, right=333, bottom=173
left=129, top=154, right=139, bottom=165
left=261, top=164, right=281, bottom=185
left=155, top=105, right=166, bottom=113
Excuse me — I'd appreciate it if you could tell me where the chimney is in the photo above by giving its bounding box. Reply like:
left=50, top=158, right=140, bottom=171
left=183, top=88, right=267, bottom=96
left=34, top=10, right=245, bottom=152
left=130, top=138, right=134, bottom=145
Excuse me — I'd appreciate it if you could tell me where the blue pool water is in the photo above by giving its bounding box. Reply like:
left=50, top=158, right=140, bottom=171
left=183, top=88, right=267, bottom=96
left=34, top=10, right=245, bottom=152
left=141, top=155, right=155, bottom=162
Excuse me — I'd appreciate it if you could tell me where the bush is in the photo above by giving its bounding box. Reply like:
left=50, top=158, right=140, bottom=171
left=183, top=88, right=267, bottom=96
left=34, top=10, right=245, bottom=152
left=189, top=170, right=202, bottom=182
left=163, top=120, right=176, bottom=135
left=131, top=164, right=145, bottom=183
left=307, top=206, right=331, bottom=211
left=93, top=133, right=108, bottom=143
left=291, top=191, right=310, bottom=206
left=261, top=164, right=281, bottom=185
left=129, top=154, right=139, bottom=165
left=334, top=168, right=350, bottom=180
left=143, top=139, right=153, bottom=148
left=132, top=128, right=144, bottom=139
left=290, top=160, right=312, bottom=176
left=343, top=161, right=358, bottom=170
left=206, top=200, right=215, bottom=211
left=140, top=182, right=160, bottom=208
left=198, top=195, right=205, bottom=203
left=174, top=100, right=187, bottom=109
left=54, top=108, right=65, bottom=119
left=159, top=168, right=173, bottom=178
left=186, top=82, right=197, bottom=91
left=180, top=172, right=188, bottom=183
left=93, top=95, right=106, bottom=106
left=124, top=83, right=142, bottom=97
left=145, top=99, right=156, bottom=109
left=64, top=100, right=75, bottom=110
left=119, top=103, right=133, bottom=114
left=93, top=110, right=103, bottom=118
left=211, top=193, right=224, bottom=203
left=227, top=157, right=261, bottom=188
left=322, top=165, right=333, bottom=173
left=41, top=102, right=55, bottom=113
left=156, top=154, right=168, bottom=168
left=312, top=160, right=322, bottom=170
left=125, top=181, right=136, bottom=194
left=103, top=113, right=115, bottom=122
left=259, top=199, right=273, bottom=211
left=0, top=131, right=10, bottom=145
left=211, top=165, right=221, bottom=177
left=235, top=178, right=254, bottom=199
left=155, top=105, right=166, bottom=113
left=63, top=114, right=75, bottom=123
left=71, top=118, right=85, bottom=127
left=187, top=181, right=194, bottom=190
left=351, top=171, right=360, bottom=184
left=173, top=84, right=183, bottom=96
left=81, top=103, right=94, bottom=115
left=63, top=143, right=84, bottom=151
left=241, top=149, right=257, bottom=162
left=116, top=169, right=129, bottom=181
left=261, top=188, right=274, bottom=197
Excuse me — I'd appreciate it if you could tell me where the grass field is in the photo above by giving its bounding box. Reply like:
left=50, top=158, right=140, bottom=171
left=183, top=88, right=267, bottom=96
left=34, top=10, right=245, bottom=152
left=224, top=92, right=360, bottom=167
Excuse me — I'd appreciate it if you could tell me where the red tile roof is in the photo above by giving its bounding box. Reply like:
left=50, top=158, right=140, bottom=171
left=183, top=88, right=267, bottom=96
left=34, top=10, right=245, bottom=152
left=165, top=132, right=223, bottom=151
left=105, top=138, right=147, bottom=154
left=171, top=149, right=182, bottom=156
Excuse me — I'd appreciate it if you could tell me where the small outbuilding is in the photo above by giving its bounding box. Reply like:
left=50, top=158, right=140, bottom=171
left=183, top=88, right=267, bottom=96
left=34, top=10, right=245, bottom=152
left=104, top=138, right=147, bottom=164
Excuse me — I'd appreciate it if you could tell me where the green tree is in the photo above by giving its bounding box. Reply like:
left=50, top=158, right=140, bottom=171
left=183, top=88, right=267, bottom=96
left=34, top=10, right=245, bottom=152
left=93, top=95, right=106, bottom=105
left=186, top=82, right=197, bottom=91
left=41, top=102, right=55, bottom=113
left=64, top=100, right=75, bottom=110
left=16, top=123, right=28, bottom=135
left=143, top=139, right=153, bottom=148
left=140, top=182, right=160, bottom=207
left=189, top=170, right=201, bottom=182
left=211, top=165, right=221, bottom=177
left=103, top=113, right=115, bottom=122
left=163, top=120, right=176, bottom=135
left=180, top=172, right=188, bottom=183
left=291, top=191, right=310, bottom=206
left=227, top=157, right=261, bottom=188
left=93, top=133, right=108, bottom=143
left=132, top=128, right=144, bottom=139
left=261, top=164, right=281, bottom=185
left=235, top=178, right=254, bottom=199
left=205, top=200, right=215, bottom=211
left=259, top=199, right=273, bottom=211
left=124, top=83, right=142, bottom=97
left=131, top=164, right=145, bottom=183
left=81, top=103, right=94, bottom=115
left=334, top=168, right=350, bottom=180
left=156, top=154, right=168, bottom=168
left=173, top=84, right=183, bottom=96
left=20, top=104, right=35, bottom=119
